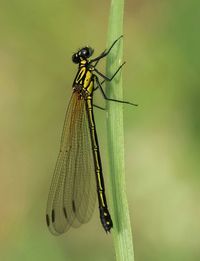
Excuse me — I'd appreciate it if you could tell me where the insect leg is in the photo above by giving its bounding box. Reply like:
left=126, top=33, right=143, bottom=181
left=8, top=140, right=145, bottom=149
left=95, top=76, right=138, bottom=106
left=90, top=35, right=123, bottom=63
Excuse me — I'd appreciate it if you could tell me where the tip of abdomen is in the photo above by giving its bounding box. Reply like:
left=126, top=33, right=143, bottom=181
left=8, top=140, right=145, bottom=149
left=99, top=206, right=113, bottom=233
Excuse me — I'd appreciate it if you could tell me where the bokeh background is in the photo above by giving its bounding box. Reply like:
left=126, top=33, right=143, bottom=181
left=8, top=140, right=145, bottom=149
left=0, top=0, right=200, bottom=260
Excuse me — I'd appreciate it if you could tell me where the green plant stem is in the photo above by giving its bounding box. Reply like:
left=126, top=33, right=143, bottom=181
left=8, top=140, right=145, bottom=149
left=105, top=0, right=135, bottom=260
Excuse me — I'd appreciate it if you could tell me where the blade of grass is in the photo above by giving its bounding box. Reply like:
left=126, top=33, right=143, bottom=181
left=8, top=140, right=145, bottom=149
left=105, top=0, right=135, bottom=260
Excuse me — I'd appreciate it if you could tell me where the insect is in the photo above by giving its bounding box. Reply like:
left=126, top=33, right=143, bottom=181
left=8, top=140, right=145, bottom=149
left=46, top=36, right=137, bottom=235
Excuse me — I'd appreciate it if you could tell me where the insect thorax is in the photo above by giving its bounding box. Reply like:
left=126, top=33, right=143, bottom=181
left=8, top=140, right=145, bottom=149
left=73, top=64, right=94, bottom=96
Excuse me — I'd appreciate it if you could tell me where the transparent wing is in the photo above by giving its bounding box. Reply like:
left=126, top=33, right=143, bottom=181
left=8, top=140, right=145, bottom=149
left=46, top=91, right=96, bottom=235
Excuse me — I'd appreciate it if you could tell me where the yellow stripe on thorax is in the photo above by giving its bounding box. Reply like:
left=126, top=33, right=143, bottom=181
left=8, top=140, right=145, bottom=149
left=75, top=67, right=86, bottom=84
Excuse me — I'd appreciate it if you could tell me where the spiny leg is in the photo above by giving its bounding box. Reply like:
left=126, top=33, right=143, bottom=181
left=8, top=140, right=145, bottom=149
left=93, top=104, right=105, bottom=110
left=94, top=62, right=126, bottom=82
left=95, top=76, right=138, bottom=106
left=93, top=62, right=126, bottom=109
left=89, top=35, right=123, bottom=64
left=93, top=62, right=126, bottom=91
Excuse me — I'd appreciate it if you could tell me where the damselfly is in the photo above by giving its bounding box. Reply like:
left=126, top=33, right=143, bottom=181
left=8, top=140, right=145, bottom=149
left=46, top=36, right=137, bottom=235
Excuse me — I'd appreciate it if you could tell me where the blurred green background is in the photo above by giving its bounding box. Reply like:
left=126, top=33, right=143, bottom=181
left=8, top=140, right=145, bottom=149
left=0, top=0, right=200, bottom=260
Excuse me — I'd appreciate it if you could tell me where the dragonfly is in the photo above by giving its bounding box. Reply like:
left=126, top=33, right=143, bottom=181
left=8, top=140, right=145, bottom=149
left=46, top=36, right=137, bottom=235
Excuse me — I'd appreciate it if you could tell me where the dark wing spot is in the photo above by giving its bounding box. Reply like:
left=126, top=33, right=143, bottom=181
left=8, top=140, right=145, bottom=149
left=51, top=209, right=55, bottom=223
left=63, top=207, right=68, bottom=219
left=46, top=214, right=50, bottom=227
left=72, top=200, right=76, bottom=213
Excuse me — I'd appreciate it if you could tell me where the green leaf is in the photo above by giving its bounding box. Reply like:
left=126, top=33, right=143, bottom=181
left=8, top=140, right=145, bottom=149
left=106, top=0, right=135, bottom=260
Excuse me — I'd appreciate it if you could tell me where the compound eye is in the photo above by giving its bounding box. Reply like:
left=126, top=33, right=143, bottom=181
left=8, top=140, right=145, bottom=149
left=72, top=53, right=80, bottom=64
left=81, top=48, right=90, bottom=58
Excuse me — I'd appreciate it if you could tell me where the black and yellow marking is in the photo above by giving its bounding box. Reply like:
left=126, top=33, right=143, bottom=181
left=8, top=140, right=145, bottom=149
left=45, top=36, right=137, bottom=235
